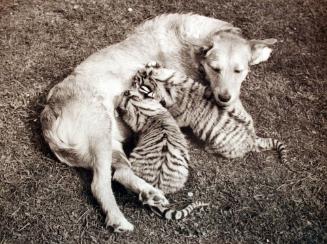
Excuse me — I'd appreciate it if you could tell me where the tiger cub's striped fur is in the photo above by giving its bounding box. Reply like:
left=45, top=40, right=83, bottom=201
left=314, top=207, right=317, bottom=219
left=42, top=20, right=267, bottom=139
left=133, top=62, right=287, bottom=162
left=117, top=88, right=189, bottom=194
left=117, top=88, right=208, bottom=220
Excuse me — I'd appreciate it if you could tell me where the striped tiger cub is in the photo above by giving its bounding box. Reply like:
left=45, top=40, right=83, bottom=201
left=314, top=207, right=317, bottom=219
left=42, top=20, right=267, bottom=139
left=133, top=62, right=288, bottom=162
left=117, top=88, right=208, bottom=219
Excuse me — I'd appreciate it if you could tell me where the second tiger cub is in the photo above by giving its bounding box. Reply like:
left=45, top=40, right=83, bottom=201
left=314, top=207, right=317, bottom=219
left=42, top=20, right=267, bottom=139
left=133, top=62, right=288, bottom=163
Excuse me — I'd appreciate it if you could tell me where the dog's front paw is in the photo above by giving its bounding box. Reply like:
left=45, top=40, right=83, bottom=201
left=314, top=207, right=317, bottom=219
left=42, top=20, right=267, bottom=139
left=139, top=186, right=169, bottom=206
left=106, top=215, right=134, bottom=233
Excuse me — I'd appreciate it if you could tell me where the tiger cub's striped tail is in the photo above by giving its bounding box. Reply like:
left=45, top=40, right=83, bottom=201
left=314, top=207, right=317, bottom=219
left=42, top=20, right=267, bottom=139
left=255, top=137, right=288, bottom=164
left=150, top=201, right=209, bottom=220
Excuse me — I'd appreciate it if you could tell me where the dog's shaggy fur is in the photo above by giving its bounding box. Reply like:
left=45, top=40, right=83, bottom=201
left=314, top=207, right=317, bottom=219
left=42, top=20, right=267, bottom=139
left=40, top=13, right=276, bottom=232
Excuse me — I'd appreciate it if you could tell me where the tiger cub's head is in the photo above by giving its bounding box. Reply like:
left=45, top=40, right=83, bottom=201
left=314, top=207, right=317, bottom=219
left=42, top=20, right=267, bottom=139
left=133, top=62, right=185, bottom=108
left=117, top=88, right=166, bottom=132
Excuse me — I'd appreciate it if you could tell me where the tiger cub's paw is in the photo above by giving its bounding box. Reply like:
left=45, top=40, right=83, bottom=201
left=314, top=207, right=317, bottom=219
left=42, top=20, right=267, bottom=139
left=139, top=187, right=169, bottom=207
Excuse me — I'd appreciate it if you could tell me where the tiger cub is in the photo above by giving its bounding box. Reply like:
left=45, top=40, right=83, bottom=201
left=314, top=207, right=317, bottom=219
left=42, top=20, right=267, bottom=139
left=117, top=88, right=189, bottom=194
left=117, top=88, right=208, bottom=219
left=133, top=62, right=288, bottom=162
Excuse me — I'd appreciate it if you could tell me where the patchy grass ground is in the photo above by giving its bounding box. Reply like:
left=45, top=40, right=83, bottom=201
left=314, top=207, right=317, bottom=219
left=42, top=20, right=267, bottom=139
left=0, top=0, right=326, bottom=243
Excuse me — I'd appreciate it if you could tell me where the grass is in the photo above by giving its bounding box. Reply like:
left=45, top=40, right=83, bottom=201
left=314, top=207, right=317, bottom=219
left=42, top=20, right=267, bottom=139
left=0, top=0, right=326, bottom=243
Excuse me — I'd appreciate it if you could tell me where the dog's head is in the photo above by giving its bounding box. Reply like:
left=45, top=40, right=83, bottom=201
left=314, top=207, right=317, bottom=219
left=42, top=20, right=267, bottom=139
left=195, top=28, right=277, bottom=107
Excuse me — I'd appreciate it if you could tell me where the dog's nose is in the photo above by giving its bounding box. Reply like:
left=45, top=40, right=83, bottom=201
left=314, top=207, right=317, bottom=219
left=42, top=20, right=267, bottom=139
left=124, top=90, right=130, bottom=96
left=218, top=92, right=231, bottom=103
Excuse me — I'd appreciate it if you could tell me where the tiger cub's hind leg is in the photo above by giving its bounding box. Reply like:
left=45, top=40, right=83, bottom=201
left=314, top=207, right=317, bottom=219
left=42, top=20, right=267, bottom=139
left=112, top=150, right=169, bottom=207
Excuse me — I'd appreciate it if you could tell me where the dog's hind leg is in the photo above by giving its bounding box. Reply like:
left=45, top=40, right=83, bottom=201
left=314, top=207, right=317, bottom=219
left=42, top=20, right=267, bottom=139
left=112, top=147, right=169, bottom=206
left=41, top=85, right=134, bottom=232
left=90, top=138, right=134, bottom=232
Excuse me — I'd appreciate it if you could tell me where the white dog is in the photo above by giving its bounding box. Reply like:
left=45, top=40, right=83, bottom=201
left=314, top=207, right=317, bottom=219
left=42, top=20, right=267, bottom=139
left=40, top=13, right=276, bottom=232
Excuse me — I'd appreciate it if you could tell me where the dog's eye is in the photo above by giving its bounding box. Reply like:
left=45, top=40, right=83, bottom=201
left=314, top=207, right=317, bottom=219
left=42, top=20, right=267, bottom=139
left=211, top=67, right=221, bottom=73
left=234, top=69, right=242, bottom=73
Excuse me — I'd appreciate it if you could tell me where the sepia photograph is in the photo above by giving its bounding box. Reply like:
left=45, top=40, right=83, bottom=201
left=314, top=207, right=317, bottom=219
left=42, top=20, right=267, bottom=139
left=0, top=0, right=326, bottom=243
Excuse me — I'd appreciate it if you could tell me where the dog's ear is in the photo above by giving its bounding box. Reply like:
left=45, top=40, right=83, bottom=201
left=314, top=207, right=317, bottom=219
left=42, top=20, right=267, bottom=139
left=197, top=43, right=214, bottom=57
left=249, top=38, right=277, bottom=65
left=193, top=41, right=214, bottom=58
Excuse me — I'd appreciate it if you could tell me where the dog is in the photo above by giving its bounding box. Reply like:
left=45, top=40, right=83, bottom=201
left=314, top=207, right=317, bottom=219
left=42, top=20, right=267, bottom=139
left=40, top=13, right=276, bottom=232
